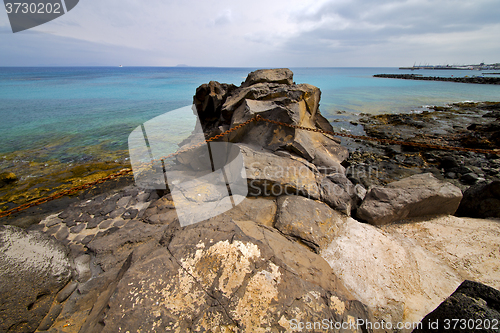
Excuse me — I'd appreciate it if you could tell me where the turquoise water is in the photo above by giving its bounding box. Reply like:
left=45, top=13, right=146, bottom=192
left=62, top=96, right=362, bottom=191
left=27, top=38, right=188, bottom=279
left=0, top=67, right=499, bottom=161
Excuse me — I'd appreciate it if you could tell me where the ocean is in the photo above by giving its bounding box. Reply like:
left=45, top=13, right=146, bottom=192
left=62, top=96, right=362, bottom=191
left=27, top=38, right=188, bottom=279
left=1, top=66, right=499, bottom=163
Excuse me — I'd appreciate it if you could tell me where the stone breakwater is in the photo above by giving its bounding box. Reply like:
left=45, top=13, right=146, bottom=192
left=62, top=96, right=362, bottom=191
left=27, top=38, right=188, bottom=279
left=374, top=73, right=500, bottom=84
left=1, top=69, right=500, bottom=333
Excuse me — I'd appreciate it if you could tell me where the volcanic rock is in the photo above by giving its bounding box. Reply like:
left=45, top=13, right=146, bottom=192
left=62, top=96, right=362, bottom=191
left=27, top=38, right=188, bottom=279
left=456, top=180, right=500, bottom=218
left=414, top=280, right=500, bottom=333
left=356, top=173, right=463, bottom=225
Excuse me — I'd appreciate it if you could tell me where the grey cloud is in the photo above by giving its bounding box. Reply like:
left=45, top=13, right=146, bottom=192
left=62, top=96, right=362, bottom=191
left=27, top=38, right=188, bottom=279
left=293, top=0, right=500, bottom=45
left=214, top=9, right=233, bottom=26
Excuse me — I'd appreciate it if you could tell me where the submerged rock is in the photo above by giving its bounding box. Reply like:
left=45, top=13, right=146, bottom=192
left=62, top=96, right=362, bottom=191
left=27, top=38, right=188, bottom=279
left=0, top=171, right=17, bottom=187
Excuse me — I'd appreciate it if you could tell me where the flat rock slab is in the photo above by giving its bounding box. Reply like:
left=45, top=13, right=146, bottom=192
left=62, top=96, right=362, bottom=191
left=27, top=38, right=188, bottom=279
left=239, top=144, right=321, bottom=199
left=241, top=68, right=294, bottom=87
left=275, top=195, right=347, bottom=253
left=0, top=225, right=73, bottom=332
left=356, top=173, right=463, bottom=225
left=102, top=217, right=370, bottom=332
left=322, top=217, right=463, bottom=328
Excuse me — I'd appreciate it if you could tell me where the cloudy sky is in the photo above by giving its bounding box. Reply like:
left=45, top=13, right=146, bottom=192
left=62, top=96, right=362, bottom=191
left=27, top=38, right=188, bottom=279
left=1, top=0, right=499, bottom=66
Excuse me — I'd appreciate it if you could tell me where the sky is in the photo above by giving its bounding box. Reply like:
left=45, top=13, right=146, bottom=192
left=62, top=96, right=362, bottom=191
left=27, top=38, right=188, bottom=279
left=1, top=0, right=499, bottom=67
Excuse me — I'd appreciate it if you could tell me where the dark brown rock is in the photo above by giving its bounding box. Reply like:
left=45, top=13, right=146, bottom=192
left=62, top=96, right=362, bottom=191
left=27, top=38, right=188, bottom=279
left=123, top=208, right=138, bottom=219
left=239, top=144, right=321, bottom=199
left=456, top=180, right=500, bottom=218
left=69, top=223, right=86, bottom=234
left=275, top=195, right=346, bottom=253
left=413, top=280, right=500, bottom=333
left=193, top=80, right=237, bottom=124
left=320, top=177, right=354, bottom=215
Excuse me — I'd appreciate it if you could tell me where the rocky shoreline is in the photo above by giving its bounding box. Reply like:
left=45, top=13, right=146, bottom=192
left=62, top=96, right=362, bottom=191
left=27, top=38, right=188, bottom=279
left=1, top=69, right=500, bottom=332
left=344, top=101, right=500, bottom=188
left=374, top=73, right=500, bottom=84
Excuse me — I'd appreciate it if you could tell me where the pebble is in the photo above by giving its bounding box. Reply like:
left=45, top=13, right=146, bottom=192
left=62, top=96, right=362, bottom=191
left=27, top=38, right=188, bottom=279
left=45, top=224, right=60, bottom=235
left=87, top=216, right=106, bottom=229
left=56, top=281, right=78, bottom=303
left=116, top=196, right=132, bottom=208
left=109, top=207, right=126, bottom=219
left=76, top=213, right=92, bottom=223
left=445, top=172, right=457, bottom=179
left=36, top=303, right=63, bottom=331
left=45, top=216, right=62, bottom=227
left=113, top=219, right=127, bottom=228
left=80, top=235, right=94, bottom=245
left=100, top=202, right=116, bottom=216
left=123, top=209, right=138, bottom=219
left=99, top=219, right=113, bottom=229
left=136, top=192, right=150, bottom=203
left=55, top=226, right=69, bottom=241
left=461, top=173, right=480, bottom=185
left=64, top=219, right=78, bottom=228
left=70, top=223, right=86, bottom=234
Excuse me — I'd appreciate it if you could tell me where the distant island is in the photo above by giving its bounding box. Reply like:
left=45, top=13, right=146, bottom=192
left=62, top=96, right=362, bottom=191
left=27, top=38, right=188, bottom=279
left=175, top=64, right=190, bottom=67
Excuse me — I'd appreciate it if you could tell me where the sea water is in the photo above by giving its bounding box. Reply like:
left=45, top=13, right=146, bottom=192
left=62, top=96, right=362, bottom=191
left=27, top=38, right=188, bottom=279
left=0, top=67, right=499, bottom=162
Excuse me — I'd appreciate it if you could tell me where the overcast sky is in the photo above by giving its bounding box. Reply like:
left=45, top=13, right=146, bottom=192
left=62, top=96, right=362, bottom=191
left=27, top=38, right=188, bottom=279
left=1, top=0, right=499, bottom=67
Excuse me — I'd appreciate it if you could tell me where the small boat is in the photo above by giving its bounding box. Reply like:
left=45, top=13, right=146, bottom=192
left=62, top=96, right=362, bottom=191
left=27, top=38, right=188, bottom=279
left=119, top=65, right=123, bottom=67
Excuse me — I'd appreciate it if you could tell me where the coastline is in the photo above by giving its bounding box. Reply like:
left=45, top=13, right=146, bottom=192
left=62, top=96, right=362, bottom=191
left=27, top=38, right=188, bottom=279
left=0, top=147, right=132, bottom=227
left=342, top=101, right=500, bottom=190
left=2, top=69, right=499, bottom=332
left=1, top=100, right=499, bottom=227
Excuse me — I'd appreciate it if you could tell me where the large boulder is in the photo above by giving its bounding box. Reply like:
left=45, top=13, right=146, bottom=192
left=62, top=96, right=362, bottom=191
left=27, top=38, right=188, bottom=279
left=322, top=217, right=464, bottom=330
left=275, top=195, right=347, bottom=253
left=413, top=280, right=500, bottom=333
left=0, top=225, right=73, bottom=332
left=226, top=82, right=347, bottom=172
left=320, top=173, right=366, bottom=216
left=193, top=80, right=237, bottom=125
left=356, top=173, right=463, bottom=225
left=241, top=68, right=294, bottom=87
left=239, top=144, right=322, bottom=200
left=455, top=180, right=500, bottom=218
left=193, top=69, right=349, bottom=174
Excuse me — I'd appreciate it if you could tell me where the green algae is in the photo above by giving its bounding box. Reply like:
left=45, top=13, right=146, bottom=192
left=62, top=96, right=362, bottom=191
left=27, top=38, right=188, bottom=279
left=0, top=146, right=131, bottom=212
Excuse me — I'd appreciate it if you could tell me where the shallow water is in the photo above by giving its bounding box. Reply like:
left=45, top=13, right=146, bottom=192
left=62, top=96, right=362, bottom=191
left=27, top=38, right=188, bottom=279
left=1, top=66, right=499, bottom=162
left=0, top=67, right=499, bottom=212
